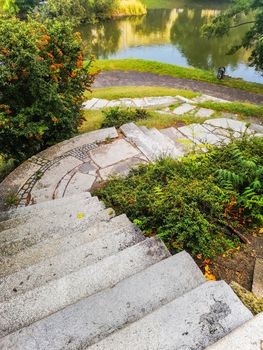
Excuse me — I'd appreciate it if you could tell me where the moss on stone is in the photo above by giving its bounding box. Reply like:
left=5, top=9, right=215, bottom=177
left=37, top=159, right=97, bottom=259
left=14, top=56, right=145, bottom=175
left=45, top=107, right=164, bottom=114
left=230, top=281, right=263, bottom=315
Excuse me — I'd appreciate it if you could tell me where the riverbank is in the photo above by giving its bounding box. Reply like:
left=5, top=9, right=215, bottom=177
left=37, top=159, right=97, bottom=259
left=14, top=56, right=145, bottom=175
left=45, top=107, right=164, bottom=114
left=112, top=0, right=147, bottom=17
left=92, top=59, right=263, bottom=95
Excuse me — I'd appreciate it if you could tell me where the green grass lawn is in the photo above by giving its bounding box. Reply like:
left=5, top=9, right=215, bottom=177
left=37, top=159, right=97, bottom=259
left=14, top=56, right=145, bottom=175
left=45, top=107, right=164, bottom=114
left=91, top=59, right=263, bottom=95
left=84, top=86, right=199, bottom=100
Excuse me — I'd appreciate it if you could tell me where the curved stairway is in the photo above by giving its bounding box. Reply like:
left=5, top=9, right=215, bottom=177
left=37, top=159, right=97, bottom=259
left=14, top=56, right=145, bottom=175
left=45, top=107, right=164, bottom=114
left=0, top=192, right=260, bottom=349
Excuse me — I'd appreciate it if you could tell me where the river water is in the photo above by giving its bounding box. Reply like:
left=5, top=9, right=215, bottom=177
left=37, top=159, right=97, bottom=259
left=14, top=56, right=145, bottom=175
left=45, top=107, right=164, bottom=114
left=80, top=0, right=262, bottom=83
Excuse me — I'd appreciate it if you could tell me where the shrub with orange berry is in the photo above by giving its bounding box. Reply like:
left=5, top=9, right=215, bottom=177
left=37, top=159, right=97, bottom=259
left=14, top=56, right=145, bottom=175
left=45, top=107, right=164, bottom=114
left=0, top=18, right=94, bottom=161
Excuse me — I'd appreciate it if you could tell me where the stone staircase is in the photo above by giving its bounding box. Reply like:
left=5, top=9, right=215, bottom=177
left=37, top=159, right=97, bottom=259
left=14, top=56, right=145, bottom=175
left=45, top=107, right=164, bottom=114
left=0, top=192, right=260, bottom=349
left=120, top=119, right=262, bottom=161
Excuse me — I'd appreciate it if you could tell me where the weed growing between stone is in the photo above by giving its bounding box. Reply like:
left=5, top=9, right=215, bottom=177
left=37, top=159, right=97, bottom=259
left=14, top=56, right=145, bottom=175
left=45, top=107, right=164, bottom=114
left=95, top=137, right=263, bottom=258
left=102, top=107, right=150, bottom=128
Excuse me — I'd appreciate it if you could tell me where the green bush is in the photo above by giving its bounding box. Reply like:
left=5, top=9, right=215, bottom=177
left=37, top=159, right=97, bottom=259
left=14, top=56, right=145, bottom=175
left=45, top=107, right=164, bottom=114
left=36, top=0, right=118, bottom=24
left=101, top=107, right=150, bottom=128
left=0, top=18, right=94, bottom=162
left=95, top=138, right=263, bottom=258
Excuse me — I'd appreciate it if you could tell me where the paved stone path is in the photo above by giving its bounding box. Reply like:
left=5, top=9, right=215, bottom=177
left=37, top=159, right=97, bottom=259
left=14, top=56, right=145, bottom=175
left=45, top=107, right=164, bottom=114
left=94, top=71, right=263, bottom=105
left=83, top=94, right=229, bottom=111
left=0, top=113, right=262, bottom=210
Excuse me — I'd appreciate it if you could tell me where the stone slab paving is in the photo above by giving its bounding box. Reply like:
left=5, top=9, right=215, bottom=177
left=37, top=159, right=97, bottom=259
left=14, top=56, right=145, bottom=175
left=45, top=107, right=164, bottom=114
left=90, top=139, right=141, bottom=168
left=0, top=113, right=262, bottom=209
left=83, top=96, right=180, bottom=110
left=204, top=118, right=252, bottom=134
left=99, top=156, right=148, bottom=180
left=195, top=107, right=215, bottom=118
left=178, top=124, right=227, bottom=145
left=252, top=258, right=263, bottom=298
left=173, top=103, right=196, bottom=115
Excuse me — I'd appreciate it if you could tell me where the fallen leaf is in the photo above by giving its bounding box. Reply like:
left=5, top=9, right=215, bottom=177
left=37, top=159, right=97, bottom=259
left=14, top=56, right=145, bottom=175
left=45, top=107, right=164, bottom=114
left=77, top=213, right=85, bottom=219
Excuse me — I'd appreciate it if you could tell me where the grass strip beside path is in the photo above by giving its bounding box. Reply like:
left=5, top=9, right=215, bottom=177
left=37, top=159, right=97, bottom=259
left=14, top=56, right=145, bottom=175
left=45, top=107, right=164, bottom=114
left=84, top=86, right=199, bottom=100
left=92, top=59, right=263, bottom=95
left=198, top=101, right=263, bottom=121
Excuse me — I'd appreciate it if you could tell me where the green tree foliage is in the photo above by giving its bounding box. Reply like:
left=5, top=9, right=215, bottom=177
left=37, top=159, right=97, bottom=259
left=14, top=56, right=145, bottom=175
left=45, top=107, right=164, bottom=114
left=203, top=0, right=263, bottom=72
left=0, top=18, right=94, bottom=161
left=0, top=0, right=39, bottom=15
left=38, top=0, right=117, bottom=24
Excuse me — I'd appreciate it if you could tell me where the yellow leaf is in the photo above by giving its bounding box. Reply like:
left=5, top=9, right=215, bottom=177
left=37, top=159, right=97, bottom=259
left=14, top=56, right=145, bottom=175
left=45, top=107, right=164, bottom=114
left=259, top=227, right=263, bottom=234
left=204, top=265, right=210, bottom=272
left=77, top=213, right=85, bottom=219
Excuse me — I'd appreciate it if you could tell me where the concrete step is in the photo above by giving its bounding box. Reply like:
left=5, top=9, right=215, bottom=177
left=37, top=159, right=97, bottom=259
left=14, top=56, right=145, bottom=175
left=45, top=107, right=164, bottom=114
left=0, top=237, right=171, bottom=337
left=0, top=207, right=114, bottom=257
left=146, top=128, right=183, bottom=158
left=205, top=312, right=263, bottom=350
left=0, top=251, right=205, bottom=347
left=0, top=195, right=102, bottom=232
left=0, top=221, right=144, bottom=302
left=139, top=126, right=149, bottom=133
left=120, top=122, right=166, bottom=161
left=87, top=281, right=252, bottom=350
left=0, top=192, right=92, bottom=222
left=0, top=214, right=132, bottom=277
left=160, top=126, right=193, bottom=152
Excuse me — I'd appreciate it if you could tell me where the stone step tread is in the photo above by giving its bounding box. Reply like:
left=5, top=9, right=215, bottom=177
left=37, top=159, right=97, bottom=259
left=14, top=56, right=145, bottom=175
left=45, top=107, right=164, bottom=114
left=139, top=126, right=148, bottom=133
left=0, top=196, right=103, bottom=241
left=160, top=126, right=194, bottom=151
left=87, top=281, right=252, bottom=350
left=0, top=192, right=92, bottom=222
left=0, top=208, right=114, bottom=257
left=121, top=122, right=165, bottom=161
left=0, top=250, right=205, bottom=347
left=147, top=128, right=184, bottom=158
left=206, top=312, right=263, bottom=350
left=0, top=222, right=144, bottom=302
left=178, top=123, right=226, bottom=146
left=0, top=214, right=132, bottom=278
left=0, top=237, right=171, bottom=337
left=0, top=195, right=103, bottom=232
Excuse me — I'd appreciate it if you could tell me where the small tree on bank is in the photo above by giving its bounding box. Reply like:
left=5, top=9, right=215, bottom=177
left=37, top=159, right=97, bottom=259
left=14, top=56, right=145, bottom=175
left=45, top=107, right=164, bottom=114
left=202, top=0, right=263, bottom=73
left=0, top=18, right=94, bottom=161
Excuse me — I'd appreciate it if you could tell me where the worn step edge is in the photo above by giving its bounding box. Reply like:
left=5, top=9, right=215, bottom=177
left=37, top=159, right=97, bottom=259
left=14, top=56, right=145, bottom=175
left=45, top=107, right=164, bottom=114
left=0, top=192, right=92, bottom=222
left=0, top=250, right=206, bottom=348
left=0, top=222, right=144, bottom=302
left=205, top=312, right=263, bottom=350
left=0, top=208, right=114, bottom=257
left=0, top=237, right=171, bottom=337
left=120, top=122, right=164, bottom=161
left=147, top=128, right=184, bottom=158
left=0, top=214, right=130, bottom=278
left=0, top=214, right=129, bottom=277
left=160, top=127, right=193, bottom=152
left=86, top=281, right=253, bottom=350
left=0, top=196, right=102, bottom=232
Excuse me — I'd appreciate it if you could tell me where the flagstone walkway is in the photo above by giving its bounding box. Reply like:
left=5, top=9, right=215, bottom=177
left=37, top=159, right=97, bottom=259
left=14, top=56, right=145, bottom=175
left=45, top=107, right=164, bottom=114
left=0, top=114, right=262, bottom=210
left=83, top=94, right=229, bottom=111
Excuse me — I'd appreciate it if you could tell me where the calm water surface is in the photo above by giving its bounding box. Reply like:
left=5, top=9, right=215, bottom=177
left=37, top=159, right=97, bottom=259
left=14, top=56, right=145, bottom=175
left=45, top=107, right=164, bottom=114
left=80, top=1, right=262, bottom=83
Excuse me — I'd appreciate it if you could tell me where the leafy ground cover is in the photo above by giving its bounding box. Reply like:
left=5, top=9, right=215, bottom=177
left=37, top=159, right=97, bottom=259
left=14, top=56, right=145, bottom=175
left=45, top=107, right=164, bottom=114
left=92, top=59, right=263, bottom=94
left=95, top=137, right=263, bottom=259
